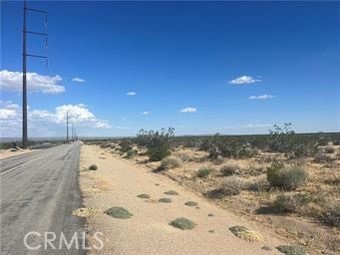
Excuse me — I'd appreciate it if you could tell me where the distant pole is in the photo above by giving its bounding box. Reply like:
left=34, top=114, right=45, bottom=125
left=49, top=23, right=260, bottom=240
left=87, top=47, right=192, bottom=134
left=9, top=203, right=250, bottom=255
left=22, top=0, right=28, bottom=148
left=71, top=123, right=74, bottom=141
left=66, top=111, right=69, bottom=142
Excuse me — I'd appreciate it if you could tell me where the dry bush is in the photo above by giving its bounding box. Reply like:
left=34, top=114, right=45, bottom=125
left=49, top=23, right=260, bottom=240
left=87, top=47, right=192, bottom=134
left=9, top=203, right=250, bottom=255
left=220, top=164, right=239, bottom=177
left=160, top=156, right=183, bottom=170
left=197, top=167, right=214, bottom=178
left=325, top=146, right=335, bottom=154
left=267, top=163, right=308, bottom=190
left=272, top=193, right=311, bottom=213
left=319, top=202, right=340, bottom=228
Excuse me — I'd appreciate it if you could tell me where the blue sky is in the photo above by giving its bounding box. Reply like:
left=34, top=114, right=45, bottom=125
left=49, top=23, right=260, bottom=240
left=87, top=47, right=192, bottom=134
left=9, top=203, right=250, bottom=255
left=1, top=1, right=339, bottom=137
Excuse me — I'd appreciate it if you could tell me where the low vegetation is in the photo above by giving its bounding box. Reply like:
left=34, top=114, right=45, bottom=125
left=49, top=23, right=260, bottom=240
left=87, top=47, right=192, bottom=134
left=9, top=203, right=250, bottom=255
left=229, top=226, right=263, bottom=242
left=158, top=198, right=172, bottom=203
left=184, top=201, right=198, bottom=207
left=276, top=245, right=306, bottom=255
left=160, top=156, right=182, bottom=170
left=91, top=125, right=340, bottom=253
left=89, top=164, right=98, bottom=171
left=164, top=190, right=179, bottom=195
left=169, top=218, right=196, bottom=230
left=267, top=163, right=308, bottom=190
left=105, top=207, right=133, bottom=219
left=197, top=167, right=213, bottom=178
left=136, top=128, right=174, bottom=161
left=137, top=193, right=151, bottom=199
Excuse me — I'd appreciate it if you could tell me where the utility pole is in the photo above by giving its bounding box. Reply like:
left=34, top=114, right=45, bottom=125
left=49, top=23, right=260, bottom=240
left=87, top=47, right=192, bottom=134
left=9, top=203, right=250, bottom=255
left=66, top=111, right=69, bottom=142
left=22, top=0, right=48, bottom=148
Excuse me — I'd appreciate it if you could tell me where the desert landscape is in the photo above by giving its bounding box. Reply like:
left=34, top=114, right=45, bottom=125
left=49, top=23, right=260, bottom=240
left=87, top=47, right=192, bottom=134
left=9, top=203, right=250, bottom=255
left=77, top=126, right=340, bottom=255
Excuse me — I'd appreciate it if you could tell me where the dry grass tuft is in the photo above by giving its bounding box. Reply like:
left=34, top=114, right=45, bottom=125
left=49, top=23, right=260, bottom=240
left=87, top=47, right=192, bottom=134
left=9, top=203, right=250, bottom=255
left=72, top=207, right=101, bottom=217
left=229, top=225, right=263, bottom=242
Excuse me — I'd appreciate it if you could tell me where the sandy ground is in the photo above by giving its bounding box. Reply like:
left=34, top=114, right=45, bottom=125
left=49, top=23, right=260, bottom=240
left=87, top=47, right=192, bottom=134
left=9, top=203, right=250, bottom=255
left=79, top=145, right=290, bottom=255
left=0, top=148, right=33, bottom=160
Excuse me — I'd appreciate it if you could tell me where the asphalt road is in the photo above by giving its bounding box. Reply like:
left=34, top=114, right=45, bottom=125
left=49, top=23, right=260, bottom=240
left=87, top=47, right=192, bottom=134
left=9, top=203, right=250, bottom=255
left=1, top=143, right=85, bottom=255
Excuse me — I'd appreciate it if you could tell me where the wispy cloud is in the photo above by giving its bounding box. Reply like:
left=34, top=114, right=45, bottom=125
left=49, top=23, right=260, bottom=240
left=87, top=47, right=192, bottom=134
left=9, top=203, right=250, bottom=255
left=0, top=69, right=65, bottom=94
left=141, top=111, right=149, bottom=115
left=248, top=94, right=275, bottom=100
left=126, top=91, right=136, bottom=96
left=241, top=123, right=271, bottom=128
left=72, top=77, right=85, bottom=83
left=229, top=75, right=261, bottom=85
left=180, top=107, right=197, bottom=113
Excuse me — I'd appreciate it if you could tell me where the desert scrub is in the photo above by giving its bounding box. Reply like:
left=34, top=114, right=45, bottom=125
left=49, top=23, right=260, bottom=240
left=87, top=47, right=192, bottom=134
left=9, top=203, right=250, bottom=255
left=158, top=198, right=172, bottom=203
left=267, top=163, right=307, bottom=190
left=184, top=201, right=198, bottom=207
left=229, top=226, right=263, bottom=242
left=276, top=245, right=306, bottom=255
left=89, top=165, right=98, bottom=171
left=169, top=218, right=196, bottom=230
left=313, top=152, right=333, bottom=164
left=197, top=167, right=213, bottom=178
left=160, top=156, right=183, bottom=170
left=137, top=193, right=151, bottom=199
left=273, top=194, right=310, bottom=213
left=164, top=190, right=179, bottom=195
left=136, top=128, right=174, bottom=161
left=205, top=177, right=246, bottom=199
left=220, top=164, right=239, bottom=176
left=105, top=207, right=133, bottom=219
left=126, top=149, right=137, bottom=159
left=319, top=202, right=340, bottom=228
left=325, top=146, right=335, bottom=154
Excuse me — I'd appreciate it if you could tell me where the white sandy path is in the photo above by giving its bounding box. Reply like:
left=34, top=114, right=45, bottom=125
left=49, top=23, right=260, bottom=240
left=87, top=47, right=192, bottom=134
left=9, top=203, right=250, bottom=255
left=80, top=145, right=285, bottom=255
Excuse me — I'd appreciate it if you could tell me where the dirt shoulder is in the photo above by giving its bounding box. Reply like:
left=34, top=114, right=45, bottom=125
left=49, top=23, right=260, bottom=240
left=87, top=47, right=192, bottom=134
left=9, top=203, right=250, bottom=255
left=78, top=145, right=289, bottom=254
left=0, top=148, right=33, bottom=160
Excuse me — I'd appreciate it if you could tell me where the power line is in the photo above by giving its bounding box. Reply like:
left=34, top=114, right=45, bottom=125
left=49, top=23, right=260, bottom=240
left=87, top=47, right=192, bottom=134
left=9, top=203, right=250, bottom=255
left=22, top=0, right=48, bottom=148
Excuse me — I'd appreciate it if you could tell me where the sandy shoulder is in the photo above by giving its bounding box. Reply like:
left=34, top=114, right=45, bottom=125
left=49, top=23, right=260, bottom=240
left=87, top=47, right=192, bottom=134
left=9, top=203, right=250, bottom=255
left=0, top=148, right=32, bottom=160
left=79, top=145, right=287, bottom=255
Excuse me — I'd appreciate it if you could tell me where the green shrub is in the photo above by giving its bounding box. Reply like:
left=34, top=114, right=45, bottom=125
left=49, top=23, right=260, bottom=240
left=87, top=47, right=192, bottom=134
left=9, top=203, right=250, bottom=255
left=158, top=198, right=172, bottom=203
left=184, top=201, right=198, bottom=207
left=276, top=245, right=306, bottom=255
left=267, top=163, right=307, bottom=190
left=119, top=140, right=133, bottom=153
left=126, top=149, right=137, bottom=159
left=164, top=190, right=179, bottom=195
left=89, top=165, right=98, bottom=171
left=105, top=207, right=133, bottom=219
left=160, top=156, right=182, bottom=170
left=197, top=167, right=213, bottom=178
left=268, top=123, right=317, bottom=157
left=220, top=164, right=238, bottom=176
left=137, top=193, right=150, bottom=199
left=273, top=194, right=310, bottom=213
left=169, top=218, right=196, bottom=230
left=136, top=128, right=174, bottom=161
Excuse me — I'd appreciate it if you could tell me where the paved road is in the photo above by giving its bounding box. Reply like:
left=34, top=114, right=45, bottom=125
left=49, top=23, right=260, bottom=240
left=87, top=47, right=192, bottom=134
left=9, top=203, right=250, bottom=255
left=1, top=143, right=85, bottom=255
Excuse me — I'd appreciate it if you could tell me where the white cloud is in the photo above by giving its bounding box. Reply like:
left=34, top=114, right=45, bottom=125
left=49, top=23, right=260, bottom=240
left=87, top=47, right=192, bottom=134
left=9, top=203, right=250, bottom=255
left=0, top=103, right=111, bottom=137
left=126, top=91, right=136, bottom=96
left=0, top=70, right=65, bottom=94
left=0, top=101, right=19, bottom=120
left=72, top=77, right=85, bottom=83
left=141, top=111, right=149, bottom=115
left=241, top=123, right=271, bottom=128
left=248, top=94, right=275, bottom=100
left=229, top=75, right=261, bottom=85
left=180, top=107, right=197, bottom=113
